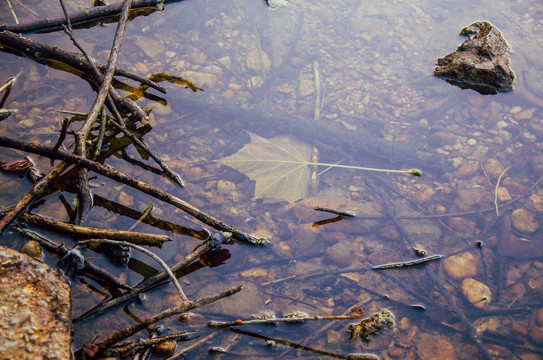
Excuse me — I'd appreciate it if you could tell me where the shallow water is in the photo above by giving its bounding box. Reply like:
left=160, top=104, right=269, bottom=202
left=1, top=0, right=543, bottom=359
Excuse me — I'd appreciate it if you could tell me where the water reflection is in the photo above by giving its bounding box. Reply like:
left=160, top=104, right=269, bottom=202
left=1, top=0, right=543, bottom=358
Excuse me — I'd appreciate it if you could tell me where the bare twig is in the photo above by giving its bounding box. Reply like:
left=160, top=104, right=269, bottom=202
left=0, top=161, right=70, bottom=234
left=95, top=284, right=243, bottom=349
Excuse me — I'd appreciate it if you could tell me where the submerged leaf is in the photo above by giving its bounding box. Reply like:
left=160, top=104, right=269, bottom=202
left=219, top=132, right=313, bottom=202
left=219, top=132, right=419, bottom=203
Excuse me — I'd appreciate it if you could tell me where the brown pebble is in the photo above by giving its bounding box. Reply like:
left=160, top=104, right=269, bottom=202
left=396, top=336, right=412, bottom=348
left=511, top=320, right=528, bottom=336
left=529, top=326, right=543, bottom=345
left=483, top=158, right=506, bottom=179
left=398, top=317, right=411, bottom=331
left=448, top=217, right=476, bottom=234
left=20, top=240, right=42, bottom=259
left=454, top=163, right=478, bottom=179
left=429, top=131, right=456, bottom=147
left=153, top=340, right=176, bottom=356
left=536, top=308, right=543, bottom=327
left=388, top=346, right=406, bottom=358
left=179, top=312, right=205, bottom=324
left=511, top=208, right=539, bottom=233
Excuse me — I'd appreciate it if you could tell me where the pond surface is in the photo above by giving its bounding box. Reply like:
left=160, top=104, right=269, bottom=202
left=1, top=0, right=543, bottom=359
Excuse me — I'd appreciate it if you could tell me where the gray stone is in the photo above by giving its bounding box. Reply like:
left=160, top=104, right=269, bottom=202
left=434, top=21, right=514, bottom=94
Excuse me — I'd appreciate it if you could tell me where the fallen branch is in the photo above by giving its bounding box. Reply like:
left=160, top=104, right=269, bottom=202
left=95, top=284, right=242, bottom=349
left=0, top=135, right=267, bottom=245
left=0, top=162, right=70, bottom=234
left=20, top=212, right=171, bottom=247
left=0, top=0, right=175, bottom=34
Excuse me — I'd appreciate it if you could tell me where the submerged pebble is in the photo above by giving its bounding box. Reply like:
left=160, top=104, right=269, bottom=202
left=461, top=278, right=492, bottom=309
left=443, top=252, right=480, bottom=279
left=511, top=208, right=539, bottom=233
left=20, top=241, right=42, bottom=259
left=153, top=340, right=176, bottom=356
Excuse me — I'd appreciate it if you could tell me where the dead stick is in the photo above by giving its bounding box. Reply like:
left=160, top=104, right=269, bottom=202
left=95, top=284, right=243, bottom=349
left=0, top=161, right=69, bottom=234
left=0, top=136, right=267, bottom=245
left=372, top=254, right=443, bottom=270
left=0, top=0, right=173, bottom=34
left=208, top=313, right=364, bottom=328
left=20, top=213, right=170, bottom=246
left=314, top=206, right=356, bottom=217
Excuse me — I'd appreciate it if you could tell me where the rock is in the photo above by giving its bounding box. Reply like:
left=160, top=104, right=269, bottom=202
left=416, top=333, right=457, bottom=360
left=461, top=278, right=492, bottom=309
left=455, top=188, right=492, bottom=211
left=178, top=312, right=205, bottom=324
left=180, top=71, right=218, bottom=89
left=324, top=241, right=355, bottom=267
left=511, top=208, right=539, bottom=233
left=443, top=252, right=480, bottom=280
left=496, top=187, right=512, bottom=202
left=20, top=240, right=42, bottom=259
left=0, top=246, right=71, bottom=359
left=428, top=131, right=456, bottom=148
left=217, top=179, right=236, bottom=194
left=448, top=217, right=476, bottom=234
left=527, top=193, right=543, bottom=212
left=240, top=268, right=268, bottom=279
left=454, top=163, right=478, bottom=179
left=298, top=78, right=315, bottom=97
left=246, top=49, right=271, bottom=73
left=434, top=21, right=514, bottom=94
left=536, top=308, right=543, bottom=327
left=135, top=35, right=166, bottom=61
left=529, top=326, right=543, bottom=345
left=483, top=158, right=506, bottom=179
left=153, top=340, right=176, bottom=356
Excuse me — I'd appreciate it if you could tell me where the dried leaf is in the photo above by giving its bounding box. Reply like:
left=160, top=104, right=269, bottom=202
left=220, top=132, right=313, bottom=202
